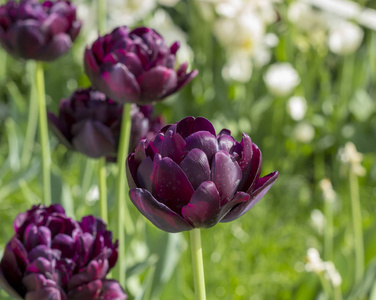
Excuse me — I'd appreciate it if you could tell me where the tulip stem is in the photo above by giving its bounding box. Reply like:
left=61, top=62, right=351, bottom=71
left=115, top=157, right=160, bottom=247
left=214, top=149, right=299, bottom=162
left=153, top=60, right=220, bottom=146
left=116, top=103, right=134, bottom=287
left=98, top=157, right=108, bottom=223
left=21, top=61, right=39, bottom=167
left=349, top=168, right=364, bottom=284
left=190, top=229, right=206, bottom=300
left=36, top=61, right=51, bottom=206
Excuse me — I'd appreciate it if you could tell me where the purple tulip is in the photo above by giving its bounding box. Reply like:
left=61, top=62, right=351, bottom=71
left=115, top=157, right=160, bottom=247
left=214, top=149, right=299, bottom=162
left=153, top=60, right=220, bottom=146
left=0, top=204, right=127, bottom=300
left=48, top=88, right=165, bottom=159
left=84, top=26, right=198, bottom=105
left=0, top=0, right=82, bottom=61
left=127, top=116, right=279, bottom=233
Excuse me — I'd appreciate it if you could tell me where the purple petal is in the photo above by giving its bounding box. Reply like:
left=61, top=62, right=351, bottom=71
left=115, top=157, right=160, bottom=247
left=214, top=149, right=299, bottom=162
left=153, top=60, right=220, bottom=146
left=100, top=280, right=127, bottom=300
left=68, top=260, right=109, bottom=289
left=48, top=112, right=73, bottom=150
left=152, top=157, right=194, bottom=213
left=136, top=156, right=153, bottom=190
left=0, top=268, right=22, bottom=299
left=160, top=130, right=186, bottom=164
left=221, top=171, right=279, bottom=223
left=236, top=134, right=256, bottom=192
left=179, top=148, right=210, bottom=189
left=84, top=47, right=101, bottom=74
left=101, top=64, right=140, bottom=104
left=71, top=120, right=116, bottom=158
left=176, top=116, right=195, bottom=138
left=38, top=33, right=72, bottom=61
left=211, top=151, right=242, bottom=204
left=192, top=117, right=216, bottom=136
left=218, top=191, right=250, bottom=221
left=245, top=144, right=262, bottom=194
left=67, top=280, right=102, bottom=300
left=24, top=224, right=51, bottom=251
left=129, top=188, right=193, bottom=233
left=184, top=131, right=218, bottom=163
left=51, top=234, right=75, bottom=258
left=25, top=286, right=67, bottom=300
left=138, top=66, right=177, bottom=103
left=163, top=68, right=198, bottom=98
left=181, top=181, right=220, bottom=228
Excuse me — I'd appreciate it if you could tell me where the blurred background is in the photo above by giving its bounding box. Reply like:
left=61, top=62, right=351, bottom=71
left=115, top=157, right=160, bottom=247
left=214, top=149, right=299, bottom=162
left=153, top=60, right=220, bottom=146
left=1, top=0, right=376, bottom=299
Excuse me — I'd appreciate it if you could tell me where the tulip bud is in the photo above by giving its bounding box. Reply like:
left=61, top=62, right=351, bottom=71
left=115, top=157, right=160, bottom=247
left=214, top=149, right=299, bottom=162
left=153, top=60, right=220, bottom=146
left=127, top=116, right=278, bottom=233
left=0, top=0, right=82, bottom=61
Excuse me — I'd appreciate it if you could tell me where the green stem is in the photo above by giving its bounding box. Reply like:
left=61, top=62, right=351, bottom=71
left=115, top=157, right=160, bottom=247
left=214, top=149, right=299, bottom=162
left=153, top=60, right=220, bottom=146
left=97, top=0, right=106, bottom=35
left=334, top=285, right=343, bottom=300
left=115, top=103, right=134, bottom=287
left=349, top=169, right=364, bottom=284
left=324, top=196, right=334, bottom=262
left=36, top=61, right=51, bottom=206
left=190, top=229, right=206, bottom=300
left=318, top=272, right=333, bottom=299
left=98, top=157, right=108, bottom=224
left=21, top=61, right=39, bottom=167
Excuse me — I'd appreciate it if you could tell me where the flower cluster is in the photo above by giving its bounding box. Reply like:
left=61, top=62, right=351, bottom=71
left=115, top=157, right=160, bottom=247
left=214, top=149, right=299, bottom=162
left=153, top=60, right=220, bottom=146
left=127, top=117, right=278, bottom=233
left=0, top=0, right=81, bottom=61
left=0, top=204, right=127, bottom=299
left=84, top=26, right=198, bottom=105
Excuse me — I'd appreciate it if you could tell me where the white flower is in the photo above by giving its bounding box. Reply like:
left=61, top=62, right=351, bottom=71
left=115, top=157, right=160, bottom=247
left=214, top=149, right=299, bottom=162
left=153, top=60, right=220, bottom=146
left=324, top=261, right=342, bottom=287
left=287, top=96, right=307, bottom=121
left=86, top=185, right=99, bottom=203
left=222, top=54, right=253, bottom=82
left=108, top=0, right=156, bottom=28
left=214, top=11, right=265, bottom=56
left=305, top=248, right=325, bottom=273
left=338, top=142, right=366, bottom=176
left=319, top=178, right=336, bottom=203
left=294, top=122, right=315, bottom=143
left=328, top=20, right=364, bottom=55
left=288, top=2, right=326, bottom=32
left=310, top=209, right=325, bottom=234
left=264, top=63, right=300, bottom=97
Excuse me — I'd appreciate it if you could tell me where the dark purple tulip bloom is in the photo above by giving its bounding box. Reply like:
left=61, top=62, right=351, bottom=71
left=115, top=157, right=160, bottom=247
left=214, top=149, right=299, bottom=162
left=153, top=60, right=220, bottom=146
left=48, top=88, right=165, bottom=159
left=0, top=204, right=127, bottom=300
left=0, top=0, right=82, bottom=61
left=127, top=117, right=279, bottom=233
left=84, top=26, right=198, bottom=105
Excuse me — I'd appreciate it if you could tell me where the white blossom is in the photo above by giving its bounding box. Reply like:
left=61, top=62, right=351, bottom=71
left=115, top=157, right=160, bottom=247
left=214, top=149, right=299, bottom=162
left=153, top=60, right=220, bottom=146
left=328, top=20, right=364, bottom=55
left=305, top=248, right=326, bottom=273
left=338, top=142, right=366, bottom=176
left=324, top=261, right=342, bottom=287
left=294, top=122, right=315, bottom=143
left=310, top=209, right=325, bottom=234
left=264, top=63, right=300, bottom=97
left=287, top=96, right=307, bottom=121
left=319, top=178, right=336, bottom=203
left=222, top=54, right=253, bottom=82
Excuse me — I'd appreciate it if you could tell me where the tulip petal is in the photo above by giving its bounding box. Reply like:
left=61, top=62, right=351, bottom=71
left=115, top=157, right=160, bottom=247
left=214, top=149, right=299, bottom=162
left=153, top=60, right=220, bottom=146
left=68, top=260, right=109, bottom=289
left=184, top=131, right=218, bottom=163
left=101, top=64, right=141, bottom=104
left=164, top=68, right=198, bottom=98
left=180, top=148, right=210, bottom=189
left=160, top=130, right=186, bottom=164
left=25, top=286, right=67, bottom=300
left=39, top=33, right=72, bottom=61
left=7, top=20, right=45, bottom=59
left=72, top=120, right=116, bottom=158
left=129, top=188, right=193, bottom=233
left=67, top=280, right=102, bottom=300
left=176, top=116, right=195, bottom=138
left=211, top=151, right=242, bottom=203
left=192, top=117, right=216, bottom=136
left=47, top=112, right=74, bottom=150
left=51, top=234, right=75, bottom=258
left=0, top=268, right=22, bottom=299
left=100, top=280, right=127, bottom=300
left=138, top=66, right=177, bottom=103
left=84, top=47, right=101, bottom=74
left=136, top=156, right=153, bottom=191
left=218, top=191, right=250, bottom=221
left=152, top=157, right=194, bottom=213
left=181, top=181, right=220, bottom=228
left=245, top=144, right=262, bottom=194
left=220, top=171, right=279, bottom=223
